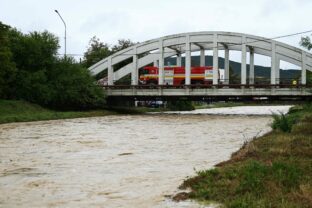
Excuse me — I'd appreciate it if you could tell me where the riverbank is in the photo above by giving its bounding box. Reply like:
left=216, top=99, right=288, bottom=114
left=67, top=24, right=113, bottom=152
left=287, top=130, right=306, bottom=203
left=0, top=99, right=298, bottom=124
left=0, top=100, right=171, bottom=124
left=176, top=104, right=312, bottom=207
left=0, top=100, right=117, bottom=124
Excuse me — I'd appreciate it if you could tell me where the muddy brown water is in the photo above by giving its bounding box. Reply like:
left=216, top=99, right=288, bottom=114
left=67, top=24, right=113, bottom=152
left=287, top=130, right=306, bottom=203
left=0, top=107, right=284, bottom=207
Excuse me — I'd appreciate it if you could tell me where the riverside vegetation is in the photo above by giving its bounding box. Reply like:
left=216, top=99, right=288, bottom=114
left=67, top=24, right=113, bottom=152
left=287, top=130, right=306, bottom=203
left=0, top=99, right=172, bottom=124
left=175, top=104, right=312, bottom=208
left=0, top=99, right=117, bottom=124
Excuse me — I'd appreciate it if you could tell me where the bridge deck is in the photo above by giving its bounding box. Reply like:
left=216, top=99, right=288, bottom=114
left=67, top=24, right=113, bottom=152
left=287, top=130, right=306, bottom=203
left=103, top=84, right=312, bottom=98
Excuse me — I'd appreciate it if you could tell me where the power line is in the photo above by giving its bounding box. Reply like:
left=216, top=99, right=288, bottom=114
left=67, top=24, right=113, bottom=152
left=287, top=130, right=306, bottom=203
left=57, top=53, right=84, bottom=57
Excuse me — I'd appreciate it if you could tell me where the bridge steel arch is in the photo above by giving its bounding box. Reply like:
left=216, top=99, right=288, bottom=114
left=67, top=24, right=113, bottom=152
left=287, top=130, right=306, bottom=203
left=88, top=31, right=312, bottom=86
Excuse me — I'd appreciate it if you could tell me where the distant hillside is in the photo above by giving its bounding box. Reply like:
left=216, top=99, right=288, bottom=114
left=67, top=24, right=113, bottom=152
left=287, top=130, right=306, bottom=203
left=165, top=56, right=300, bottom=79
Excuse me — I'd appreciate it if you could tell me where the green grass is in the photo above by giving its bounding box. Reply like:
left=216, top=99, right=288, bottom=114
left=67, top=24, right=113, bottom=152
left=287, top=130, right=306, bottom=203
left=177, top=104, right=312, bottom=208
left=0, top=100, right=172, bottom=124
left=0, top=99, right=116, bottom=124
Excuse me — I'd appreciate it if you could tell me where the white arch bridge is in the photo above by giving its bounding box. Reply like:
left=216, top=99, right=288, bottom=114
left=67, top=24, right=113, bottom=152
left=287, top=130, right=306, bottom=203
left=88, top=31, right=312, bottom=99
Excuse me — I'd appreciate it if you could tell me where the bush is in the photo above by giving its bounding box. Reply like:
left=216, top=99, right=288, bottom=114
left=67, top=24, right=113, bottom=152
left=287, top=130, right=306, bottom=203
left=271, top=113, right=295, bottom=133
left=167, top=98, right=194, bottom=111
left=46, top=58, right=106, bottom=110
left=2, top=26, right=106, bottom=110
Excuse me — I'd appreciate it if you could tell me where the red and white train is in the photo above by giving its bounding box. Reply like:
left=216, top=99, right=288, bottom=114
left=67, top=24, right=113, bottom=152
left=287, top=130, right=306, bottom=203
left=139, top=66, right=216, bottom=85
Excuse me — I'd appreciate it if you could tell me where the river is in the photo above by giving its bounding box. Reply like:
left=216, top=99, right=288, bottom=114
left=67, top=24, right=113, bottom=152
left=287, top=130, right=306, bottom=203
left=0, top=106, right=292, bottom=207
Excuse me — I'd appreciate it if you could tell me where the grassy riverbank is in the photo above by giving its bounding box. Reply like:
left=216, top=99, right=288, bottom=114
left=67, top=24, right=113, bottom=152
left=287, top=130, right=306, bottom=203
left=0, top=100, right=118, bottom=124
left=0, top=100, right=170, bottom=124
left=176, top=104, right=312, bottom=208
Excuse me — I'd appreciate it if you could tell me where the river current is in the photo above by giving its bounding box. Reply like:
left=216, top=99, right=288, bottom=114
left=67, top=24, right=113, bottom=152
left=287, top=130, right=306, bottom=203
left=0, top=106, right=292, bottom=207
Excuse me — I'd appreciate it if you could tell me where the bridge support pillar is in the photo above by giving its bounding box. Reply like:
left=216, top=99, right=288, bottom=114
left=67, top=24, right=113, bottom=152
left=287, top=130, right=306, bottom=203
left=271, top=42, right=277, bottom=85
left=108, top=57, right=114, bottom=85
left=302, top=51, right=307, bottom=85
left=158, top=40, right=164, bottom=85
left=275, top=58, right=280, bottom=84
left=224, top=48, right=229, bottom=84
left=185, top=35, right=191, bottom=85
left=131, top=48, right=138, bottom=85
left=241, top=36, right=247, bottom=85
left=200, top=48, right=205, bottom=67
left=249, top=48, right=254, bottom=85
left=213, top=34, right=219, bottom=85
left=177, top=53, right=182, bottom=67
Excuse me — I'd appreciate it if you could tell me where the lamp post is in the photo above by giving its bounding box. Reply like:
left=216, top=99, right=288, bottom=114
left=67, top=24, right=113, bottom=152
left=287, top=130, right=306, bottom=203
left=54, top=9, right=67, bottom=57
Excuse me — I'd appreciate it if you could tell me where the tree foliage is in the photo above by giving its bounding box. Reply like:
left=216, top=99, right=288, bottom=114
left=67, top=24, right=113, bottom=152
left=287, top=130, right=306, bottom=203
left=300, top=36, right=312, bottom=51
left=167, top=98, right=195, bottom=111
left=300, top=35, right=312, bottom=84
left=0, top=22, right=16, bottom=99
left=82, top=37, right=137, bottom=69
left=9, top=29, right=58, bottom=71
left=111, top=39, right=136, bottom=53
left=47, top=57, right=105, bottom=110
left=83, top=37, right=136, bottom=84
left=0, top=22, right=105, bottom=110
left=83, top=36, right=111, bottom=68
left=83, top=37, right=136, bottom=65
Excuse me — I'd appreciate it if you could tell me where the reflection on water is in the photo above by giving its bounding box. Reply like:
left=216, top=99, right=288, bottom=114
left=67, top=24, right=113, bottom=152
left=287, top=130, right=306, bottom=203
left=0, top=106, right=289, bottom=207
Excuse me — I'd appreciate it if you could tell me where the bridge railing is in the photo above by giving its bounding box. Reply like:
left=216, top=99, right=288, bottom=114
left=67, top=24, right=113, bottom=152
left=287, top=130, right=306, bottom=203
left=100, top=84, right=311, bottom=90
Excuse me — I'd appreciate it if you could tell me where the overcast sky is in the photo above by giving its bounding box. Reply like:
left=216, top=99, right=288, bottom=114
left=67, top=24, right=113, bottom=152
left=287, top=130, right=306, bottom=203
left=1, top=0, right=312, bottom=68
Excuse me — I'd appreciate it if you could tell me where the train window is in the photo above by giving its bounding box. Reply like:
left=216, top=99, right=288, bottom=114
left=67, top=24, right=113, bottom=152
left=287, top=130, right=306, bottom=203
left=142, top=69, right=149, bottom=74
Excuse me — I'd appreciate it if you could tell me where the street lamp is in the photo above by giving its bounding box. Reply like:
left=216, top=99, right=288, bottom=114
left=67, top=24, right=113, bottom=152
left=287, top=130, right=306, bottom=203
left=54, top=9, right=67, bottom=57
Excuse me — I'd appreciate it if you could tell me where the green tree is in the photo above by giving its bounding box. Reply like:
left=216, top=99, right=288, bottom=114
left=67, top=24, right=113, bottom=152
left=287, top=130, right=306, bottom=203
left=111, top=39, right=136, bottom=53
left=0, top=22, right=16, bottom=99
left=47, top=57, right=106, bottom=110
left=9, top=29, right=58, bottom=71
left=167, top=98, right=195, bottom=111
left=8, top=29, right=59, bottom=104
left=300, top=36, right=312, bottom=50
left=83, top=36, right=111, bottom=68
left=2, top=23, right=106, bottom=110
left=300, top=35, right=312, bottom=84
left=82, top=37, right=137, bottom=84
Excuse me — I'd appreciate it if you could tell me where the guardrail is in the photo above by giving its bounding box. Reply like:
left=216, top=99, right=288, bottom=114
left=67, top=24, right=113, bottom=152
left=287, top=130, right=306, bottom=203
left=100, top=84, right=311, bottom=90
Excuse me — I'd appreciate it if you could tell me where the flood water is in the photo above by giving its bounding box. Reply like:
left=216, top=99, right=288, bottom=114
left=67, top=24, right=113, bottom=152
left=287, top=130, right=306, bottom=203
left=0, top=106, right=291, bottom=207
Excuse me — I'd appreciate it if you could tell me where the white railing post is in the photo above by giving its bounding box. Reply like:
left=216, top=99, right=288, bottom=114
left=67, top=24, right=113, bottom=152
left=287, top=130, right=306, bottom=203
left=271, top=42, right=277, bottom=85
left=185, top=35, right=191, bottom=85
left=158, top=39, right=164, bottom=85
left=302, top=51, right=307, bottom=85
left=241, top=36, right=247, bottom=85
left=131, top=47, right=138, bottom=85
left=108, top=57, right=114, bottom=85
left=213, top=33, right=219, bottom=85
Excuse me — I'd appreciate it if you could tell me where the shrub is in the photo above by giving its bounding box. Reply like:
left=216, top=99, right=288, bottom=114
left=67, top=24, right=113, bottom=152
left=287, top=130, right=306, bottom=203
left=271, top=113, right=295, bottom=133
left=167, top=98, right=194, bottom=111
